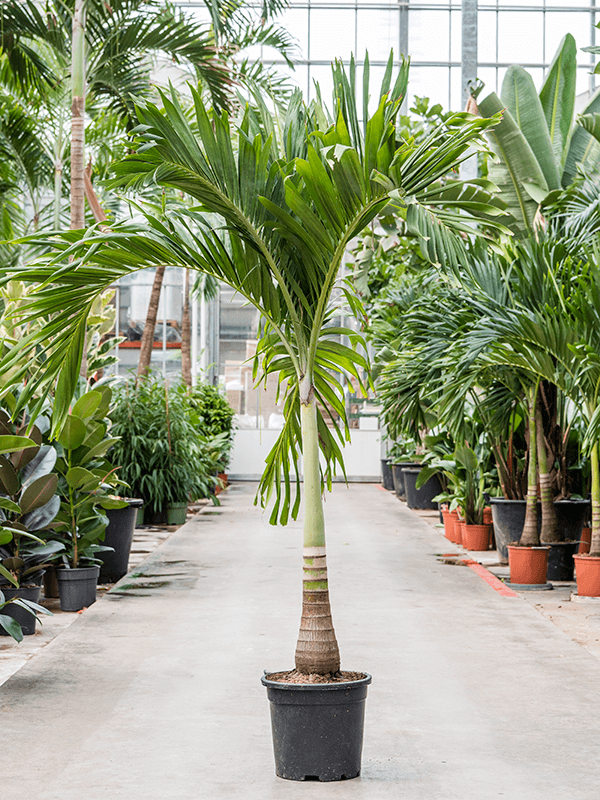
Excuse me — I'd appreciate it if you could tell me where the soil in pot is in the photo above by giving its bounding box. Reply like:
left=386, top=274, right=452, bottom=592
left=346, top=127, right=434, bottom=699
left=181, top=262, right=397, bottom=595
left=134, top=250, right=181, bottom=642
left=402, top=468, right=442, bottom=510
left=56, top=566, right=99, bottom=612
left=574, top=555, right=600, bottom=597
left=462, top=524, right=491, bottom=551
left=0, top=585, right=42, bottom=636
left=99, top=498, right=143, bottom=584
left=262, top=671, right=371, bottom=782
left=507, top=545, right=549, bottom=586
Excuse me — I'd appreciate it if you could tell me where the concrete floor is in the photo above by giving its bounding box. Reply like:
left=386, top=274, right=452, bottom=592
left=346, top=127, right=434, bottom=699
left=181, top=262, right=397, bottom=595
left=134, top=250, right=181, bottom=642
left=3, top=482, right=600, bottom=799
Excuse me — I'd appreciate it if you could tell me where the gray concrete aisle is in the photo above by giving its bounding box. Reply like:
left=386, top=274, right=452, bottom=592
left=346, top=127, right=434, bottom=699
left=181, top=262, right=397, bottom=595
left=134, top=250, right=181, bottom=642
left=2, top=482, right=600, bottom=800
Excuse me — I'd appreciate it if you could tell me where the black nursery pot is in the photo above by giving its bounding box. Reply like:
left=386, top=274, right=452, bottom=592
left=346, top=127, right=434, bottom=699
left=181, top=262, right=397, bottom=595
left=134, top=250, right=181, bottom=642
left=490, top=497, right=590, bottom=565
left=0, top=585, right=42, bottom=636
left=98, top=498, right=143, bottom=584
left=381, top=459, right=394, bottom=491
left=391, top=462, right=421, bottom=499
left=545, top=541, right=580, bottom=581
left=402, top=467, right=442, bottom=510
left=261, top=672, right=372, bottom=782
left=56, top=566, right=99, bottom=612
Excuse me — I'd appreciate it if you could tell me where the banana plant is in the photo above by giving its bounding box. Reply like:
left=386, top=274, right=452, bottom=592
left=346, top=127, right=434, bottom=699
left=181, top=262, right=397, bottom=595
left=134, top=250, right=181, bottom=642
left=0, top=59, right=508, bottom=675
left=476, top=34, right=600, bottom=236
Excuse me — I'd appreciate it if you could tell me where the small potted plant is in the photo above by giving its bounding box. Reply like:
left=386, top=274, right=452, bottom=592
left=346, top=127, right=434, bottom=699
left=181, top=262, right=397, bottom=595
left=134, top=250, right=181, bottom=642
left=51, top=386, right=125, bottom=611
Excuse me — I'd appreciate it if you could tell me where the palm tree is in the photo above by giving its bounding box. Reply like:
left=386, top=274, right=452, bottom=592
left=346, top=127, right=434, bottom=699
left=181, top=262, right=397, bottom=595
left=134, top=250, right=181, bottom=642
left=0, top=60, right=507, bottom=674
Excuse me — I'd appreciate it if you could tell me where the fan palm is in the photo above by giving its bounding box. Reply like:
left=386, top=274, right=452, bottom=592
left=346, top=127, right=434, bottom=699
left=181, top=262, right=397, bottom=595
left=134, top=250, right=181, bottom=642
left=0, top=59, right=507, bottom=674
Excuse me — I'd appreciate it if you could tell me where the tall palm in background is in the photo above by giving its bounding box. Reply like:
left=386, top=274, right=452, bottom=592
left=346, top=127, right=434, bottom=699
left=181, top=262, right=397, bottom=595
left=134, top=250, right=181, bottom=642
left=0, top=59, right=507, bottom=674
left=0, top=0, right=295, bottom=377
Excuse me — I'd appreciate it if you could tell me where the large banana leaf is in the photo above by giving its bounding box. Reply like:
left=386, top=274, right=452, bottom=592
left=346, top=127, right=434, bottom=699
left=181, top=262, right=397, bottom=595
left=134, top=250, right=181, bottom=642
left=539, top=34, right=577, bottom=169
left=477, top=92, right=547, bottom=235
left=502, top=65, right=560, bottom=192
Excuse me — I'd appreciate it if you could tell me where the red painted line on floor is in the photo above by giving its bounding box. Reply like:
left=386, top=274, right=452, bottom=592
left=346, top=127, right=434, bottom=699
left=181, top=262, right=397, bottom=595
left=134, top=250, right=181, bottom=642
left=462, top=559, right=518, bottom=597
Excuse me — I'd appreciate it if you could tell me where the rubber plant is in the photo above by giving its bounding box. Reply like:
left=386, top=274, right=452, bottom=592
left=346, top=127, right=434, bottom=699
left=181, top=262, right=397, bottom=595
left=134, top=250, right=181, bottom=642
left=0, top=411, right=64, bottom=589
left=0, top=57, right=508, bottom=675
left=0, top=427, right=57, bottom=639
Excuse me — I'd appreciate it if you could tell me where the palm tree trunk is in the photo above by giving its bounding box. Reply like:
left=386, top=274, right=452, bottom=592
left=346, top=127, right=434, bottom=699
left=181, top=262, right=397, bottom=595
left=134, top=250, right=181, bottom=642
left=295, top=382, right=340, bottom=675
left=137, top=264, right=166, bottom=379
left=521, top=383, right=540, bottom=546
left=590, top=443, right=600, bottom=557
left=70, top=0, right=86, bottom=231
left=181, top=269, right=192, bottom=386
left=536, top=402, right=558, bottom=542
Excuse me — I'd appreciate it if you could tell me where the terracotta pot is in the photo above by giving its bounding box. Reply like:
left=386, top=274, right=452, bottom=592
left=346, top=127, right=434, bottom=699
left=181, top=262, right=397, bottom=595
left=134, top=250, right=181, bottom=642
left=446, top=510, right=459, bottom=543
left=462, top=523, right=491, bottom=551
left=456, top=520, right=464, bottom=547
left=507, top=545, right=549, bottom=585
left=441, top=508, right=453, bottom=541
left=574, top=554, right=600, bottom=597
left=483, top=507, right=493, bottom=525
left=579, top=527, right=591, bottom=555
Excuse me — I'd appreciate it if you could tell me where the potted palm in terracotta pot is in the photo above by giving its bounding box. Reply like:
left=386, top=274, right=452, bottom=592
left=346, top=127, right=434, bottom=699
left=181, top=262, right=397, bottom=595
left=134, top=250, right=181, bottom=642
left=0, top=58, right=507, bottom=780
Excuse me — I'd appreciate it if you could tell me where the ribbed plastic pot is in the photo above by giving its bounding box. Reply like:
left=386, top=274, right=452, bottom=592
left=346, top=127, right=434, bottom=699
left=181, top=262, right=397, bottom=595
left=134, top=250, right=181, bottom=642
left=574, top=555, right=600, bottom=597
left=543, top=541, right=579, bottom=581
left=43, top=567, right=60, bottom=598
left=261, top=672, right=372, bottom=782
left=167, top=501, right=188, bottom=525
left=0, top=585, right=42, bottom=636
left=99, top=498, right=143, bottom=584
left=56, top=566, right=99, bottom=612
left=402, top=468, right=442, bottom=510
left=381, top=459, right=394, bottom=491
left=508, top=546, right=549, bottom=585
left=446, top=510, right=460, bottom=543
left=462, top=523, right=491, bottom=551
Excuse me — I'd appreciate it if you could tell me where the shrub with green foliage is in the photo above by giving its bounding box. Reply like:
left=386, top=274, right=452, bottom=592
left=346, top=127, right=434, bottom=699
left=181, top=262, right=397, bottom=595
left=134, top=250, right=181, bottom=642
left=110, top=376, right=220, bottom=512
left=187, top=383, right=236, bottom=471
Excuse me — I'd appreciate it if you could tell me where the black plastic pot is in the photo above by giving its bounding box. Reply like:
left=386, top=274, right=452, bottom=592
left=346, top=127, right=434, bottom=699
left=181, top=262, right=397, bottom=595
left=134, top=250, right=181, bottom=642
left=490, top=498, right=590, bottom=565
left=145, top=501, right=188, bottom=526
left=98, top=498, right=143, bottom=584
left=0, top=585, right=42, bottom=636
left=391, top=462, right=421, bottom=499
left=381, top=459, right=394, bottom=491
left=261, top=672, right=372, bottom=782
left=544, top=541, right=579, bottom=581
left=402, top=468, right=442, bottom=510
left=56, top=566, right=100, bottom=612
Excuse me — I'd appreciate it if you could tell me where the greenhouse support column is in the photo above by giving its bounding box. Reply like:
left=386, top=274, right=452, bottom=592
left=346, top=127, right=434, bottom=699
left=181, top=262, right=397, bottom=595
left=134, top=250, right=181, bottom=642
left=399, top=1, right=408, bottom=113
left=200, top=292, right=207, bottom=381
left=461, top=0, right=478, bottom=181
left=191, top=292, right=199, bottom=386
